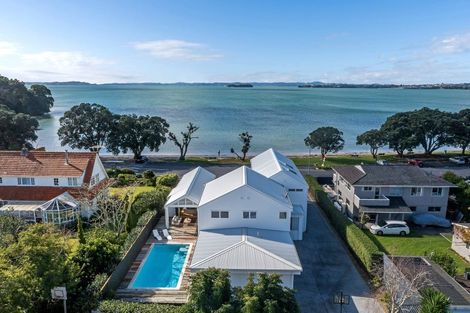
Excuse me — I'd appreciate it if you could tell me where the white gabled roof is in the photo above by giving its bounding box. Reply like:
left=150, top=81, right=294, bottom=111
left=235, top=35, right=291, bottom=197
left=190, top=228, right=302, bottom=272
left=198, top=166, right=291, bottom=207
left=165, top=167, right=216, bottom=206
left=250, top=148, right=307, bottom=187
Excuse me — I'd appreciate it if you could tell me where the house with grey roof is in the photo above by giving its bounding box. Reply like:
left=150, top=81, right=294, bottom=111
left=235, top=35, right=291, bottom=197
left=332, top=165, right=454, bottom=223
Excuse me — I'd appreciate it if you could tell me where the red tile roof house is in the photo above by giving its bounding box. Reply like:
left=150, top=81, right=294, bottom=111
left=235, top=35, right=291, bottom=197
left=0, top=150, right=108, bottom=225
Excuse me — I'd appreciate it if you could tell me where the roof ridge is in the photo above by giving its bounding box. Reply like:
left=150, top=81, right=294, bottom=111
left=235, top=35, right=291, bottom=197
left=244, top=237, right=302, bottom=270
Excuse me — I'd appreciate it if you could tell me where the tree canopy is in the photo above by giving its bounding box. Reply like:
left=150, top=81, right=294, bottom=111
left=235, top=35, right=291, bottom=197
left=380, top=111, right=419, bottom=157
left=0, top=105, right=39, bottom=150
left=168, top=122, right=199, bottom=160
left=0, top=75, right=54, bottom=115
left=356, top=129, right=386, bottom=158
left=450, top=109, right=470, bottom=155
left=107, top=114, right=169, bottom=159
left=58, top=103, right=115, bottom=151
left=304, top=126, right=344, bottom=165
left=231, top=131, right=253, bottom=161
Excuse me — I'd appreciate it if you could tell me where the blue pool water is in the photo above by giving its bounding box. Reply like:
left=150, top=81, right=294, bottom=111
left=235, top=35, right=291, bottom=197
left=129, top=244, right=189, bottom=289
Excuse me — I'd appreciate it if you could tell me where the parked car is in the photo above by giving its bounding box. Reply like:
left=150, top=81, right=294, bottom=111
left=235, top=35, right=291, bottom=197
left=135, top=156, right=149, bottom=164
left=376, top=159, right=389, bottom=166
left=370, top=220, right=410, bottom=236
left=449, top=157, right=466, bottom=165
left=410, top=213, right=451, bottom=228
left=408, top=159, right=424, bottom=167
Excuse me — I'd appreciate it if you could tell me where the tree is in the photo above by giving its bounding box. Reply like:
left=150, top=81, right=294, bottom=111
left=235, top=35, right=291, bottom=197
left=107, top=114, right=169, bottom=160
left=380, top=112, right=419, bottom=157
left=231, top=132, right=253, bottom=161
left=58, top=103, right=115, bottom=151
left=0, top=105, right=39, bottom=150
left=450, top=109, right=470, bottom=155
left=77, top=216, right=86, bottom=244
left=127, top=189, right=168, bottom=230
left=28, top=84, right=54, bottom=115
left=156, top=173, right=179, bottom=188
left=0, top=214, right=27, bottom=248
left=409, top=107, right=454, bottom=155
left=356, top=129, right=386, bottom=159
left=235, top=273, right=299, bottom=313
left=304, top=126, right=344, bottom=167
left=187, top=268, right=232, bottom=313
left=419, top=288, right=450, bottom=313
left=168, top=122, right=199, bottom=160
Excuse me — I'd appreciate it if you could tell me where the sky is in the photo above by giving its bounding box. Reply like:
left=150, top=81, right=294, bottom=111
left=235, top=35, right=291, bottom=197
left=1, top=0, right=470, bottom=84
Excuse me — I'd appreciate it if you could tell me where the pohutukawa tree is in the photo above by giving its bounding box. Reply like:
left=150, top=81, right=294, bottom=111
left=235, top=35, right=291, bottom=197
left=0, top=105, right=39, bottom=150
left=356, top=129, right=386, bottom=159
left=57, top=103, right=115, bottom=151
left=231, top=131, right=252, bottom=161
left=107, top=114, right=169, bottom=160
left=450, top=109, right=470, bottom=155
left=168, top=122, right=199, bottom=161
left=380, top=112, right=419, bottom=157
left=304, top=126, right=344, bottom=167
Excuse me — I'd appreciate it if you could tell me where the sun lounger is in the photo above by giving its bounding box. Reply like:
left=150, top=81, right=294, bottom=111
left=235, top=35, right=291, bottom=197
left=152, top=229, right=163, bottom=241
left=162, top=228, right=172, bottom=240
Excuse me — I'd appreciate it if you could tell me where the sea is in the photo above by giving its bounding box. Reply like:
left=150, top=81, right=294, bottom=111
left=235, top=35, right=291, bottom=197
left=36, top=84, right=470, bottom=156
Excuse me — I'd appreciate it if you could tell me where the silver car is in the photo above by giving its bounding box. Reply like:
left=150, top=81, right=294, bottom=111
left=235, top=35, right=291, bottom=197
left=370, top=220, right=410, bottom=236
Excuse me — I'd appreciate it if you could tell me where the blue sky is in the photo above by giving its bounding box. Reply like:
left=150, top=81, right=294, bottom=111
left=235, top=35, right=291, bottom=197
left=1, top=0, right=470, bottom=83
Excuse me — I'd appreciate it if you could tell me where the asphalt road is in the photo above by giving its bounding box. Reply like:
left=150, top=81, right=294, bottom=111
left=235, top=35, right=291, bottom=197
left=294, top=202, right=383, bottom=313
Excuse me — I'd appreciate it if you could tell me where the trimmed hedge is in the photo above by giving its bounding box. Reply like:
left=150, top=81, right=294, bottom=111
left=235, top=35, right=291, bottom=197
left=305, top=176, right=380, bottom=272
left=98, top=300, right=186, bottom=313
left=156, top=173, right=179, bottom=188
left=120, top=211, right=156, bottom=257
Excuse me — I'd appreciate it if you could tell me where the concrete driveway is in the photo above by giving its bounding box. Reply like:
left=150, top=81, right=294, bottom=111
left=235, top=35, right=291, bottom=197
left=294, top=202, right=384, bottom=313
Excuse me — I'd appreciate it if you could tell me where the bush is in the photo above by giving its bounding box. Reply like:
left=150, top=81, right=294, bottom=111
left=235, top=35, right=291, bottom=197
left=156, top=173, right=179, bottom=188
left=425, top=251, right=457, bottom=277
left=120, top=211, right=156, bottom=257
left=98, top=300, right=186, bottom=313
left=419, top=288, right=450, bottom=313
left=305, top=176, right=381, bottom=272
left=143, top=170, right=155, bottom=179
left=116, top=173, right=137, bottom=186
left=127, top=188, right=169, bottom=230
left=106, top=168, right=135, bottom=178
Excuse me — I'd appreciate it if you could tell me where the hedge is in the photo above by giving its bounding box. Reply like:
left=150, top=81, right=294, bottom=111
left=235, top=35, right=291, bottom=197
left=305, top=176, right=381, bottom=272
left=98, top=300, right=186, bottom=313
left=120, top=211, right=156, bottom=257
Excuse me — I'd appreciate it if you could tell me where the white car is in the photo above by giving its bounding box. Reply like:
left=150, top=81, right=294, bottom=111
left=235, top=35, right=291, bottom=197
left=370, top=220, right=410, bottom=236
left=449, top=157, right=466, bottom=165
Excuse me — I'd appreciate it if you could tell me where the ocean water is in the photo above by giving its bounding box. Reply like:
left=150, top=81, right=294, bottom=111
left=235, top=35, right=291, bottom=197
left=36, top=84, right=470, bottom=156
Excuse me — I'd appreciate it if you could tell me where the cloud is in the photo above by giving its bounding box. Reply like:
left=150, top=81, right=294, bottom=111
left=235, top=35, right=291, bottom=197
left=22, top=51, right=109, bottom=69
left=0, top=41, right=18, bottom=56
left=431, top=32, right=470, bottom=54
left=133, top=39, right=223, bottom=61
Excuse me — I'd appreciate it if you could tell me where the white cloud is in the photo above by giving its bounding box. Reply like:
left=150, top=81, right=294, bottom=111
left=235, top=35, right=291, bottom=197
left=133, top=39, right=223, bottom=61
left=431, top=32, right=470, bottom=54
left=0, top=41, right=18, bottom=56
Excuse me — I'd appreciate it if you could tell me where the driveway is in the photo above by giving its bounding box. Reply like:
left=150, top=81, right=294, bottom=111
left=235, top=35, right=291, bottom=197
left=294, top=202, right=383, bottom=313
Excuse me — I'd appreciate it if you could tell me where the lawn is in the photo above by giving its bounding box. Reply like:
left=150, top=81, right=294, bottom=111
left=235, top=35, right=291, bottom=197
left=364, top=230, right=470, bottom=274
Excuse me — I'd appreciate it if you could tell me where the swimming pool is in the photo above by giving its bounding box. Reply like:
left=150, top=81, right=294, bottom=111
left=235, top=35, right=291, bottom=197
left=129, top=243, right=190, bottom=289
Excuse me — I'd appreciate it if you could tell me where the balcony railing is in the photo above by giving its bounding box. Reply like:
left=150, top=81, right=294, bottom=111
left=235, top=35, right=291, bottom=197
left=354, top=194, right=390, bottom=207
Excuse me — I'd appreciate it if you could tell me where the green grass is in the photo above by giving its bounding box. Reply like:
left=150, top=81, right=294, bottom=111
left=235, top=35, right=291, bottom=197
left=364, top=230, right=470, bottom=274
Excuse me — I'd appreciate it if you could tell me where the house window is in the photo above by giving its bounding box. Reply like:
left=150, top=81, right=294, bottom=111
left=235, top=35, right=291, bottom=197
left=410, top=187, right=422, bottom=196
left=0, top=177, right=2, bottom=184
left=409, top=206, right=416, bottom=212
left=363, top=186, right=373, bottom=191
left=211, top=211, right=220, bottom=218
left=288, top=189, right=303, bottom=192
left=290, top=216, right=299, bottom=231
left=91, top=173, right=99, bottom=186
left=53, top=178, right=59, bottom=186
left=220, top=211, right=229, bottom=218
left=346, top=183, right=351, bottom=190
left=243, top=211, right=257, bottom=219
left=279, top=212, right=287, bottom=219
left=428, top=206, right=441, bottom=212
left=17, top=177, right=35, bottom=185
left=67, top=177, right=78, bottom=186
left=432, top=188, right=443, bottom=196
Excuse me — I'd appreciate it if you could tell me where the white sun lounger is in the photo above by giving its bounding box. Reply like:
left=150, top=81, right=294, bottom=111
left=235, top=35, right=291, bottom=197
left=152, top=229, right=162, bottom=241
left=162, top=229, right=172, bottom=240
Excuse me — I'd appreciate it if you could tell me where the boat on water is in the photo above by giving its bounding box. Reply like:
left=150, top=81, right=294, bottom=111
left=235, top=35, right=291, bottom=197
left=226, top=83, right=253, bottom=88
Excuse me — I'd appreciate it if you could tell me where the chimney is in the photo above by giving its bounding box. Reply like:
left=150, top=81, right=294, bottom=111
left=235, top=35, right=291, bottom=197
left=20, top=145, right=29, bottom=157
left=64, top=150, right=69, bottom=165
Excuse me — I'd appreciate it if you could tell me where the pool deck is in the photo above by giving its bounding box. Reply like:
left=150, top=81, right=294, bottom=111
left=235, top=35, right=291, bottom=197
left=115, top=217, right=197, bottom=304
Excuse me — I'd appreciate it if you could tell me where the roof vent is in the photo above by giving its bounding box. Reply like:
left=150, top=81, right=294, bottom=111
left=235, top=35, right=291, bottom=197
left=64, top=150, right=69, bottom=165
left=20, top=145, right=29, bottom=157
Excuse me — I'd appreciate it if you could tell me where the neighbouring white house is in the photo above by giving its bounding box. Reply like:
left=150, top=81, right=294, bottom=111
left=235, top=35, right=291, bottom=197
left=452, top=223, right=470, bottom=263
left=164, top=149, right=305, bottom=289
left=0, top=149, right=108, bottom=225
left=164, top=166, right=216, bottom=228
left=251, top=148, right=308, bottom=240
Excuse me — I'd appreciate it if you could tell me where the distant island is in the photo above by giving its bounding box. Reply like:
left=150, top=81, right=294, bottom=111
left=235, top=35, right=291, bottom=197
left=298, top=82, right=470, bottom=90
left=226, top=83, right=254, bottom=88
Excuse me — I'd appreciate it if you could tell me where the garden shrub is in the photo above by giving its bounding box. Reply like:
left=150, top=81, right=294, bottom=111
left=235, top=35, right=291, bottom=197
left=106, top=168, right=135, bottom=178
left=305, top=176, right=381, bottom=272
left=127, top=188, right=169, bottom=230
left=120, top=211, right=155, bottom=257
left=143, top=170, right=155, bottom=179
left=156, top=173, right=179, bottom=188
left=425, top=251, right=457, bottom=277
left=98, top=300, right=186, bottom=313
left=117, top=173, right=137, bottom=186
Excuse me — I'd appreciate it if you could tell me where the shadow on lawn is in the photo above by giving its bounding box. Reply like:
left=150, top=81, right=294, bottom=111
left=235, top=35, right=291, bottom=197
left=362, top=229, right=425, bottom=255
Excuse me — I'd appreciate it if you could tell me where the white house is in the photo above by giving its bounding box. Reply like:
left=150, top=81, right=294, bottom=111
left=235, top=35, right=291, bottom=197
left=452, top=223, right=470, bottom=263
left=251, top=148, right=308, bottom=240
left=162, top=149, right=305, bottom=288
left=0, top=149, right=108, bottom=224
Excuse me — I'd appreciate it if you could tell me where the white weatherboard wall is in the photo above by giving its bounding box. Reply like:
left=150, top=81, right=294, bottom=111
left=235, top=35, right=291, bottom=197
left=198, top=185, right=292, bottom=232
left=226, top=271, right=294, bottom=289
